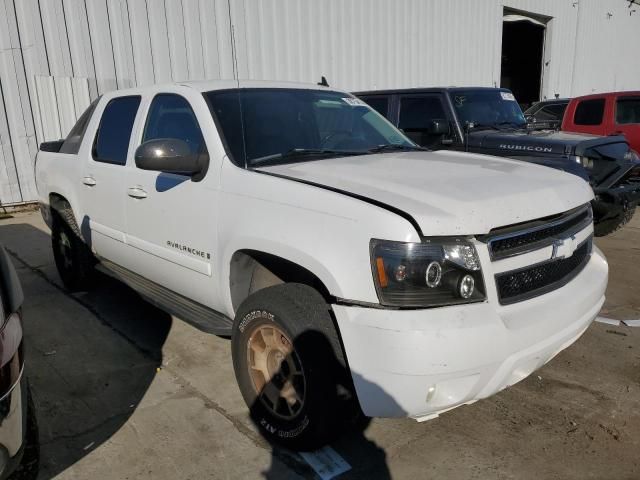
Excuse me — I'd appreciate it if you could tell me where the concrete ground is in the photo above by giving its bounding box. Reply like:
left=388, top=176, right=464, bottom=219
left=0, top=211, right=639, bottom=480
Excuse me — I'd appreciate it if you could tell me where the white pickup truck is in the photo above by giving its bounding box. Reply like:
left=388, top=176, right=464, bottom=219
left=35, top=80, right=608, bottom=450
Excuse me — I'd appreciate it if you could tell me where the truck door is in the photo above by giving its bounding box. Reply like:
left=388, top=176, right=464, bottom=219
left=396, top=93, right=453, bottom=149
left=82, top=95, right=141, bottom=264
left=613, top=95, right=640, bottom=152
left=124, top=92, right=218, bottom=308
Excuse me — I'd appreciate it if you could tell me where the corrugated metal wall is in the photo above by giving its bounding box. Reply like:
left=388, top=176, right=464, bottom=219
left=0, top=0, right=638, bottom=206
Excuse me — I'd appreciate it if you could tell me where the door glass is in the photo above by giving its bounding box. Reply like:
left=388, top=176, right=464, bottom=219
left=93, top=96, right=141, bottom=164
left=574, top=99, right=605, bottom=126
left=398, top=95, right=447, bottom=146
left=143, top=94, right=206, bottom=155
left=359, top=96, right=390, bottom=117
left=615, top=97, right=640, bottom=125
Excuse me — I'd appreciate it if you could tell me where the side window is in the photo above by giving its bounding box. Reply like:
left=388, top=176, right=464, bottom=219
left=537, top=104, right=566, bottom=121
left=142, top=94, right=206, bottom=155
left=60, top=98, right=100, bottom=154
left=615, top=96, right=640, bottom=125
left=574, top=99, right=605, bottom=126
left=398, top=95, right=447, bottom=146
left=359, top=96, right=390, bottom=118
left=93, top=96, right=141, bottom=164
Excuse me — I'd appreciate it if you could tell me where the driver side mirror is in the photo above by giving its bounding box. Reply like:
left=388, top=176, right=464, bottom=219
left=135, top=138, right=208, bottom=179
left=428, top=119, right=451, bottom=136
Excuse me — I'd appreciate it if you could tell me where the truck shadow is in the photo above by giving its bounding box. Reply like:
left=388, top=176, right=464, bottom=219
left=254, top=330, right=398, bottom=480
left=0, top=222, right=172, bottom=480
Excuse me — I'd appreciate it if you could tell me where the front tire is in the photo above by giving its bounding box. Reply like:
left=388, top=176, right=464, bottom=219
left=594, top=202, right=636, bottom=237
left=231, top=283, right=352, bottom=451
left=51, top=206, right=95, bottom=291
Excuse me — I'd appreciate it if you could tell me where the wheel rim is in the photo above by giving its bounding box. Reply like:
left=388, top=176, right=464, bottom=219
left=247, top=324, right=306, bottom=420
left=57, top=231, right=73, bottom=270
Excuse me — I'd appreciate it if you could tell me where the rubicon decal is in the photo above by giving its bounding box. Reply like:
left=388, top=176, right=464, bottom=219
left=499, top=144, right=553, bottom=153
left=166, top=240, right=211, bottom=260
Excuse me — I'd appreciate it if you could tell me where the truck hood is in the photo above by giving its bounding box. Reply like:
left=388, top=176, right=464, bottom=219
left=258, top=150, right=594, bottom=236
left=468, top=129, right=601, bottom=156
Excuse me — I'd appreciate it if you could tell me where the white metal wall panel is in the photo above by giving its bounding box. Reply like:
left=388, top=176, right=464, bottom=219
left=165, top=0, right=190, bottom=82
left=107, top=0, right=137, bottom=89
left=53, top=77, right=77, bottom=137
left=62, top=0, right=99, bottom=98
left=182, top=0, right=206, bottom=81
left=127, top=0, right=156, bottom=86
left=34, top=76, right=62, bottom=141
left=0, top=86, right=21, bottom=205
left=13, top=0, right=50, bottom=145
left=147, top=1, right=173, bottom=83
left=0, top=0, right=38, bottom=203
left=85, top=0, right=118, bottom=94
left=71, top=78, right=92, bottom=119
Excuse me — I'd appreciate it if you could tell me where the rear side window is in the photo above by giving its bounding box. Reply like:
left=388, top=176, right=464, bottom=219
left=359, top=96, right=390, bottom=117
left=616, top=96, right=640, bottom=124
left=93, top=96, right=141, bottom=165
left=398, top=96, right=446, bottom=130
left=574, top=99, right=605, bottom=126
left=60, top=98, right=100, bottom=154
left=142, top=94, right=205, bottom=155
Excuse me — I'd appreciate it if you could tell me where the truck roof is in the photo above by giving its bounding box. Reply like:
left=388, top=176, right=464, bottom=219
left=354, top=86, right=512, bottom=96
left=101, top=79, right=336, bottom=96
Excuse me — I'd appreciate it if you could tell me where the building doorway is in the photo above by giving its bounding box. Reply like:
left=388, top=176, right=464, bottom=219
left=500, top=10, right=547, bottom=109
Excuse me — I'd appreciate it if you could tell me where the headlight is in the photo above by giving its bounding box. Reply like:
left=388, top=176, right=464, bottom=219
left=370, top=239, right=486, bottom=307
left=624, top=149, right=640, bottom=162
left=574, top=155, right=594, bottom=169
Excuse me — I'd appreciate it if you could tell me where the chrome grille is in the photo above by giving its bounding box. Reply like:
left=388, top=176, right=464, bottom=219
left=483, top=205, right=592, bottom=261
left=480, top=204, right=594, bottom=306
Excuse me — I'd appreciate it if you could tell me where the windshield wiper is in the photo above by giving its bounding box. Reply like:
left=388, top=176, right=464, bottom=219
left=250, top=148, right=364, bottom=167
left=368, top=144, right=426, bottom=153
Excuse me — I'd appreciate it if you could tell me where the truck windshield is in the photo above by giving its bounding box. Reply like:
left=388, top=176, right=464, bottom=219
left=449, top=90, right=527, bottom=130
left=204, top=88, right=415, bottom=167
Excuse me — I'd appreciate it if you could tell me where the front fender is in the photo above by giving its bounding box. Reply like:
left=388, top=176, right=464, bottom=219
left=217, top=162, right=420, bottom=317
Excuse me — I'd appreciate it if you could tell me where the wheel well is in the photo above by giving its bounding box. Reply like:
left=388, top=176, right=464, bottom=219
left=49, top=193, right=70, bottom=212
left=229, top=250, right=333, bottom=312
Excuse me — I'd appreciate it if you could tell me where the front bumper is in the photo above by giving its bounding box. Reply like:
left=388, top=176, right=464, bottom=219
left=333, top=247, right=608, bottom=419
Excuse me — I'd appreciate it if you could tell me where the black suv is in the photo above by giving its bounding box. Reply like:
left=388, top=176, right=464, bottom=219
left=356, top=87, right=640, bottom=236
left=524, top=98, right=570, bottom=130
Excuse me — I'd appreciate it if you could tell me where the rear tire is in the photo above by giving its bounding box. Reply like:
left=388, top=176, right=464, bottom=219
left=594, top=202, right=636, bottom=237
left=51, top=205, right=95, bottom=291
left=231, top=283, right=353, bottom=451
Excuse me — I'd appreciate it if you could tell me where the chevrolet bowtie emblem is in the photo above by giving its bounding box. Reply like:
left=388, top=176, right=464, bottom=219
left=551, top=235, right=578, bottom=260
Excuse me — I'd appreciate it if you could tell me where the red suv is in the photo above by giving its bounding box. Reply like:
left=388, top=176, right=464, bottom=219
left=562, top=92, right=640, bottom=152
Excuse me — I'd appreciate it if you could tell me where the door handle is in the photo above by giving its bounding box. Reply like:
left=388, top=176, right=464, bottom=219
left=82, top=176, right=97, bottom=187
left=127, top=187, right=147, bottom=199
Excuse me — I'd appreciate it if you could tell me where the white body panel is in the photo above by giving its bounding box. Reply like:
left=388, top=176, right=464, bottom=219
left=34, top=80, right=609, bottom=420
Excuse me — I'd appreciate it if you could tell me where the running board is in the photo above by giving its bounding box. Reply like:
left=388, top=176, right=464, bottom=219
left=96, top=259, right=233, bottom=336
